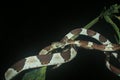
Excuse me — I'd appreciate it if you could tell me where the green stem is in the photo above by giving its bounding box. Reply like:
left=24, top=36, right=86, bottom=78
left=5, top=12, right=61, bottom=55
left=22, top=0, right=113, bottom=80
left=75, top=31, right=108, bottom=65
left=84, top=16, right=100, bottom=29
left=104, top=15, right=120, bottom=43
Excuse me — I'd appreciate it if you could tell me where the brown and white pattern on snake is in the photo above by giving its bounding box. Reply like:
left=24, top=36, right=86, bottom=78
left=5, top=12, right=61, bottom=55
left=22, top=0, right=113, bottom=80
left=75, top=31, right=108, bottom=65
left=5, top=47, right=77, bottom=80
left=106, top=61, right=120, bottom=76
left=39, top=28, right=112, bottom=56
left=39, top=28, right=113, bottom=58
left=61, top=28, right=111, bottom=44
left=37, top=28, right=120, bottom=76
left=6, top=39, right=120, bottom=80
left=39, top=42, right=65, bottom=55
left=61, top=28, right=120, bottom=75
left=5, top=28, right=120, bottom=80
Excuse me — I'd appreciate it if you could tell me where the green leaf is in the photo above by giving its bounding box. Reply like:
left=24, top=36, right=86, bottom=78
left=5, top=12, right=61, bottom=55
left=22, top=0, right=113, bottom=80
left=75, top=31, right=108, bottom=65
left=22, top=67, right=47, bottom=80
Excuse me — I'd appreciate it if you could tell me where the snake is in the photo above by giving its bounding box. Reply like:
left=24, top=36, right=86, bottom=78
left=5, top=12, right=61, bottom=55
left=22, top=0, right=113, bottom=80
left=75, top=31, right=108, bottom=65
left=4, top=28, right=120, bottom=80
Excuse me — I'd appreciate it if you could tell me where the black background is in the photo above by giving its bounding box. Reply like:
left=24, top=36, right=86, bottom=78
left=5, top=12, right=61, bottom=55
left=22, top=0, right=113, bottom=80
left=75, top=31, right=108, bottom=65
left=1, top=0, right=120, bottom=80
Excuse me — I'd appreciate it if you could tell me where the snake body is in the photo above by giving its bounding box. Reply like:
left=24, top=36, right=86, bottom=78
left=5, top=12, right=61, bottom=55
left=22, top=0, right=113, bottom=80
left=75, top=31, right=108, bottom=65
left=5, top=28, right=120, bottom=80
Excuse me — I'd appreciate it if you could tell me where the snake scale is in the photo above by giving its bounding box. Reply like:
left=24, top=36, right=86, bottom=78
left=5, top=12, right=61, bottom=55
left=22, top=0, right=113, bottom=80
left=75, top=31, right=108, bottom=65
left=5, top=28, right=120, bottom=80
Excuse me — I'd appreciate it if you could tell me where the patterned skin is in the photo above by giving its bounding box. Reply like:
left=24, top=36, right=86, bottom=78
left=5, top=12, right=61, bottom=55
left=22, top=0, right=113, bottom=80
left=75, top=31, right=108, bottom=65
left=5, top=28, right=120, bottom=80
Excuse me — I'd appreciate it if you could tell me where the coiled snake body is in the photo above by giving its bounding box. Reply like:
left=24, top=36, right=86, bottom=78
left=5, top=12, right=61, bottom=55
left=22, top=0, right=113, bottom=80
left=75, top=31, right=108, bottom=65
left=5, top=28, right=120, bottom=80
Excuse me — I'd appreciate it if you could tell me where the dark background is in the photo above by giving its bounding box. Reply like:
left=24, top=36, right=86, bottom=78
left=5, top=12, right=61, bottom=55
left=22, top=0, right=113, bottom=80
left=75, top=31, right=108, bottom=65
left=1, top=0, right=120, bottom=80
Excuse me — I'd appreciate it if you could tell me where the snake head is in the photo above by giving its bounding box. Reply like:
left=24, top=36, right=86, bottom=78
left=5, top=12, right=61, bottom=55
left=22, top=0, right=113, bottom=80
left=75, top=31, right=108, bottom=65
left=51, top=42, right=65, bottom=48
